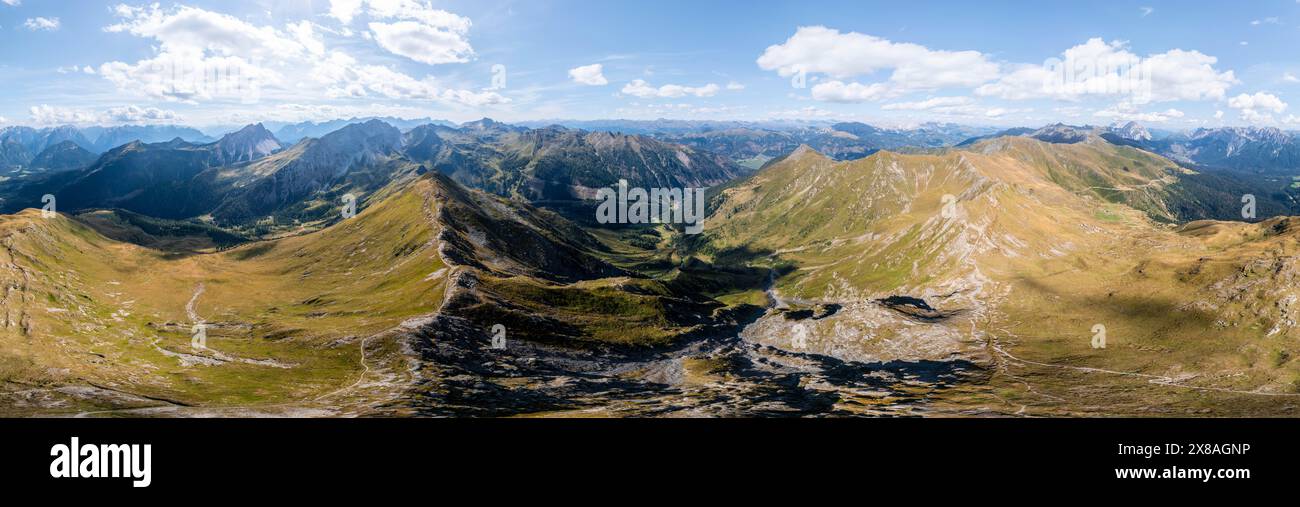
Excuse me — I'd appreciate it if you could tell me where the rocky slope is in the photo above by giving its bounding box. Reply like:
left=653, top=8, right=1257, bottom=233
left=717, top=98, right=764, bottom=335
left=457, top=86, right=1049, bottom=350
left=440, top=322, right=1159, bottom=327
left=404, top=121, right=746, bottom=203
left=0, top=170, right=741, bottom=416
left=689, top=137, right=1300, bottom=415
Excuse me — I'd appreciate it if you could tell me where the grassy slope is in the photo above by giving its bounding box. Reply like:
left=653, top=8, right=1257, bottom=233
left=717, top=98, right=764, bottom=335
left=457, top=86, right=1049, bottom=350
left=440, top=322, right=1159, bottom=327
left=0, top=178, right=448, bottom=413
left=695, top=136, right=1300, bottom=414
left=0, top=172, right=729, bottom=414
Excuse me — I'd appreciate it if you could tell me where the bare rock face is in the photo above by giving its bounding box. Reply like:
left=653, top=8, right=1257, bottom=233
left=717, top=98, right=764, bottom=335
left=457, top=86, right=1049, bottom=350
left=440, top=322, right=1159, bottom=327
left=211, top=123, right=282, bottom=166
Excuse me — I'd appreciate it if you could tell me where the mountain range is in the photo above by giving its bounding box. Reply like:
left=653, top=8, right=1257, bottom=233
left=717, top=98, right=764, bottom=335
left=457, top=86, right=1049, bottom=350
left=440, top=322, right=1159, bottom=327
left=5, top=116, right=1300, bottom=417
left=1, top=119, right=745, bottom=230
left=964, top=122, right=1300, bottom=175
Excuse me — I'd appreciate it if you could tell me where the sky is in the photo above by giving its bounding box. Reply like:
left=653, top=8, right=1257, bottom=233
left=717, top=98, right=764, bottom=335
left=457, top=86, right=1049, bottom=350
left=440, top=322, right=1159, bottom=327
left=2, top=0, right=1300, bottom=132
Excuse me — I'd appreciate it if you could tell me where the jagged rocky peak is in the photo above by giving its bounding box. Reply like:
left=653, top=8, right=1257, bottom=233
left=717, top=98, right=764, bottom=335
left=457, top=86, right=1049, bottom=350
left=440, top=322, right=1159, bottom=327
left=1109, top=121, right=1152, bottom=142
left=214, top=123, right=282, bottom=164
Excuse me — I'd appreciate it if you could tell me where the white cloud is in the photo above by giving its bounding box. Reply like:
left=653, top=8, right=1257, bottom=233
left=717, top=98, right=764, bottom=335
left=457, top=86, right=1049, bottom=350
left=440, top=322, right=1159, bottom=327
left=99, top=5, right=322, bottom=101
left=28, top=105, right=97, bottom=125
left=328, top=0, right=364, bottom=24
left=1251, top=17, right=1281, bottom=26
left=24, top=17, right=60, bottom=31
left=568, top=64, right=608, bottom=86
left=881, top=96, right=974, bottom=111
left=809, top=80, right=889, bottom=103
left=1214, top=110, right=1224, bottom=120
left=1, top=0, right=20, bottom=6
left=329, top=0, right=474, bottom=65
left=311, top=51, right=507, bottom=106
left=975, top=38, right=1237, bottom=103
left=104, top=5, right=322, bottom=62
left=102, top=105, right=181, bottom=123
left=99, top=4, right=495, bottom=108
left=726, top=81, right=745, bottom=91
left=882, top=96, right=1027, bottom=118
left=621, top=79, right=720, bottom=98
left=1093, top=106, right=1185, bottom=123
left=981, top=107, right=1031, bottom=118
left=28, top=104, right=182, bottom=126
left=1285, top=72, right=1300, bottom=83
left=1140, top=7, right=1154, bottom=17
left=1228, top=92, right=1288, bottom=123
left=757, top=26, right=999, bottom=99
left=368, top=19, right=473, bottom=65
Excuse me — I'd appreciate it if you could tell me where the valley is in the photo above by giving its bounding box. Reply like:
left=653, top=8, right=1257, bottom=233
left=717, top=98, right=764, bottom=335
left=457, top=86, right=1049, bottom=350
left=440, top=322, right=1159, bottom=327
left=2, top=118, right=1300, bottom=417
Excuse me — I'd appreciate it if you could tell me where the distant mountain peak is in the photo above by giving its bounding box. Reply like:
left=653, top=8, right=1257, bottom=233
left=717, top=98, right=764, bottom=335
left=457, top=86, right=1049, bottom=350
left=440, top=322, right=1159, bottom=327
left=213, top=123, right=281, bottom=165
left=30, top=140, right=96, bottom=171
left=1109, top=121, right=1152, bottom=142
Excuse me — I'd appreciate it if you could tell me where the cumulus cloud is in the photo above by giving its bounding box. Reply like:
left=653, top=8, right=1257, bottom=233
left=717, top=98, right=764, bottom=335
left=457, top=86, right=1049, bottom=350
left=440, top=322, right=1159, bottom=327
left=99, top=4, right=497, bottom=108
left=1228, top=92, right=1287, bottom=123
left=327, top=0, right=475, bottom=65
left=24, top=17, right=60, bottom=31
left=757, top=26, right=999, bottom=101
left=621, top=79, right=720, bottom=98
left=975, top=38, right=1237, bottom=103
left=102, top=105, right=181, bottom=123
left=99, top=5, right=322, bottom=101
left=29, top=105, right=96, bottom=125
left=328, top=0, right=364, bottom=24
left=568, top=64, right=608, bottom=86
left=28, top=104, right=182, bottom=126
left=311, top=51, right=507, bottom=106
left=369, top=20, right=472, bottom=65
left=810, top=81, right=889, bottom=103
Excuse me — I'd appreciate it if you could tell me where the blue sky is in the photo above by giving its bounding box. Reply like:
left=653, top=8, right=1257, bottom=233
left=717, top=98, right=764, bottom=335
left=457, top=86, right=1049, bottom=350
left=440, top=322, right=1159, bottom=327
left=2, top=0, right=1300, bottom=131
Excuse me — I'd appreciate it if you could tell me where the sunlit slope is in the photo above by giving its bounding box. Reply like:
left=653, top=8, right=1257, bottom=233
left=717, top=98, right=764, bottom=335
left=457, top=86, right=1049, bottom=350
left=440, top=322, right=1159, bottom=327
left=0, top=172, right=728, bottom=415
left=0, top=177, right=450, bottom=413
left=697, top=136, right=1300, bottom=407
left=699, top=137, right=1159, bottom=298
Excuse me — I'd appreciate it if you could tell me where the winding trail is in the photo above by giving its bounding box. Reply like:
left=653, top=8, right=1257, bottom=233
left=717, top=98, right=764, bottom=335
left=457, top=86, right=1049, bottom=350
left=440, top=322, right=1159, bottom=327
left=314, top=335, right=374, bottom=402
left=186, top=283, right=205, bottom=323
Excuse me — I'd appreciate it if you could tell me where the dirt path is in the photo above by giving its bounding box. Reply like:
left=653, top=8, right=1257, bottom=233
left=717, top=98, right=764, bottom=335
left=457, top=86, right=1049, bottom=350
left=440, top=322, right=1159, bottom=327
left=186, top=282, right=205, bottom=323
left=313, top=335, right=374, bottom=402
